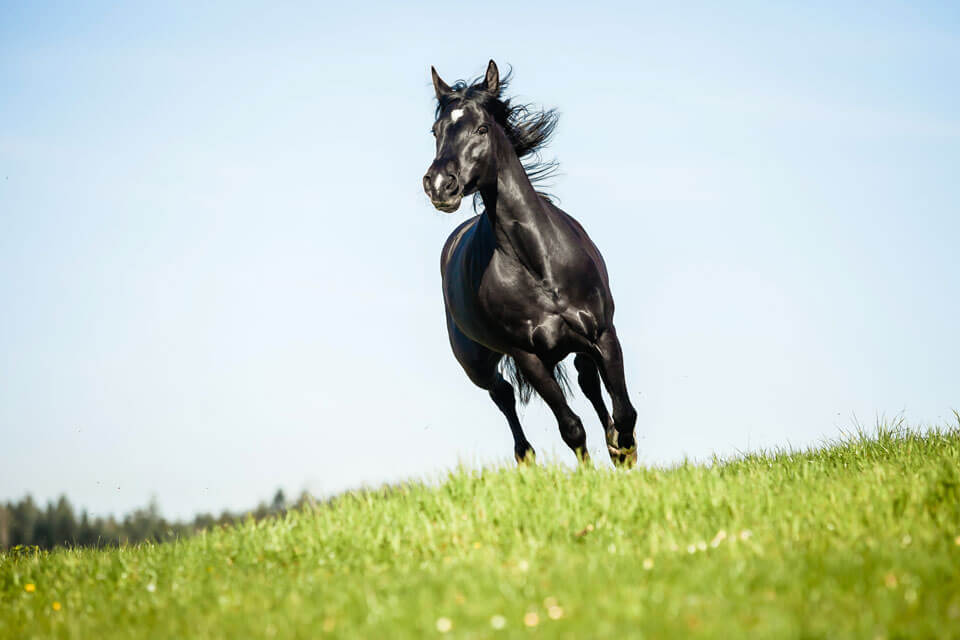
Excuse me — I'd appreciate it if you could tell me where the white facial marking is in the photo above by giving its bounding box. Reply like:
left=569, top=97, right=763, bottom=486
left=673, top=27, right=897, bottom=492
left=450, top=108, right=464, bottom=123
left=434, top=173, right=445, bottom=191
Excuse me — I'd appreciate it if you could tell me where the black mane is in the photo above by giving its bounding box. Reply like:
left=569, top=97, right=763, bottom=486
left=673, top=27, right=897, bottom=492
left=434, top=68, right=559, bottom=207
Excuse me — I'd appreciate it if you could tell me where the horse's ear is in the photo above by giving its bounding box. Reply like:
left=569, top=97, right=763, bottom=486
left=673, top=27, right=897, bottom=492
left=485, top=59, right=500, bottom=94
left=431, top=66, right=452, bottom=101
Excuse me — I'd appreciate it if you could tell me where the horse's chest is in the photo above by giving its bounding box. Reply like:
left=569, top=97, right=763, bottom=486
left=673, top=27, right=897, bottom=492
left=475, top=263, right=573, bottom=350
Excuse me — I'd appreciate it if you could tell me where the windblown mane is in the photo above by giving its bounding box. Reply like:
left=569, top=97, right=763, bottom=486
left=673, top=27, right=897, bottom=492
left=434, top=67, right=559, bottom=210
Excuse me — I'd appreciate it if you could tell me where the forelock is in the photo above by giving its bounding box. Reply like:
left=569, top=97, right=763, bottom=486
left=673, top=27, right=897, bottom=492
left=434, top=75, right=510, bottom=125
left=431, top=66, right=557, bottom=162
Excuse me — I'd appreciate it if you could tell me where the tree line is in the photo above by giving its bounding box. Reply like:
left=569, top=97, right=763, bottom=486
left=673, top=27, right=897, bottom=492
left=0, top=489, right=306, bottom=550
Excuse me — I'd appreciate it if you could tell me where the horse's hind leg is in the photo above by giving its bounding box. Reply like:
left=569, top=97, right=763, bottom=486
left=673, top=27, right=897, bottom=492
left=573, top=354, right=618, bottom=461
left=594, top=326, right=638, bottom=467
left=446, top=314, right=534, bottom=463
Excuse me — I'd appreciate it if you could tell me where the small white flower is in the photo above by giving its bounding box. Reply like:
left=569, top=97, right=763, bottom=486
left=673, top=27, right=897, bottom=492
left=490, top=615, right=506, bottom=630
left=642, top=557, right=654, bottom=570
left=710, top=530, right=727, bottom=548
left=436, top=617, right=453, bottom=633
left=146, top=582, right=156, bottom=593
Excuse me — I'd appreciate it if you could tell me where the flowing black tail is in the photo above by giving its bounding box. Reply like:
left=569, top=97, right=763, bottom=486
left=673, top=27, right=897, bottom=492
left=500, top=356, right=571, bottom=405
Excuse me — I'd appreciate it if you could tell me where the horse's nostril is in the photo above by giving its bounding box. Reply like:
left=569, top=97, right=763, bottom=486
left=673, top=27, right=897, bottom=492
left=444, top=175, right=458, bottom=194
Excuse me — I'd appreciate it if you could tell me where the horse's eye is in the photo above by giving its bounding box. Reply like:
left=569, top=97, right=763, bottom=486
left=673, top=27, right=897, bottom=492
left=477, top=125, right=488, bottom=135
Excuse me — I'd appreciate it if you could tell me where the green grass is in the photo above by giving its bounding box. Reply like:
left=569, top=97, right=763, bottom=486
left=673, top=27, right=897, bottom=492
left=3, top=424, right=960, bottom=639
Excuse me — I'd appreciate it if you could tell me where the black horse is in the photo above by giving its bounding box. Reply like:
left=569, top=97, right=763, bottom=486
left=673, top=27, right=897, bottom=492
left=423, top=60, right=637, bottom=466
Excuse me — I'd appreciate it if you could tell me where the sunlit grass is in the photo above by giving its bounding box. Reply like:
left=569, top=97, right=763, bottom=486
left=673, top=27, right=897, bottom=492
left=2, top=422, right=959, bottom=638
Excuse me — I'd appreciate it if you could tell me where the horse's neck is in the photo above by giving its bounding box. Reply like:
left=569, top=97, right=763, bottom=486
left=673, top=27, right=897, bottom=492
left=480, top=154, right=559, bottom=280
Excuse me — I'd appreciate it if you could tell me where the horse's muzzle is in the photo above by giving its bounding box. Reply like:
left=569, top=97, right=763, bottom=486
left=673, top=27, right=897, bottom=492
left=431, top=196, right=462, bottom=213
left=423, top=167, right=461, bottom=211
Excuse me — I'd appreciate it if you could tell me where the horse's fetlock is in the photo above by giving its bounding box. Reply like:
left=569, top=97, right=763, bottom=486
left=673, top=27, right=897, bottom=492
left=616, top=406, right=637, bottom=431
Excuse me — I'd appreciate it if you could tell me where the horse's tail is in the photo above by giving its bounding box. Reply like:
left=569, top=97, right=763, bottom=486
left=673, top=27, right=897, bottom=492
left=501, top=356, right=572, bottom=405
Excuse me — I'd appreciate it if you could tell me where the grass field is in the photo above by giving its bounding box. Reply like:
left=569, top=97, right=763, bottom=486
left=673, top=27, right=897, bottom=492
left=3, top=423, right=960, bottom=639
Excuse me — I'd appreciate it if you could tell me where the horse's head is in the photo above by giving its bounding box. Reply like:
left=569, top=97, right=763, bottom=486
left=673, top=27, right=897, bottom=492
left=423, top=60, right=503, bottom=213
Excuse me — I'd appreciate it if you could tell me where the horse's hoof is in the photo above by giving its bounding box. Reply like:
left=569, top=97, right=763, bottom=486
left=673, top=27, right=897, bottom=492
left=606, top=432, right=637, bottom=468
left=608, top=444, right=637, bottom=468
left=515, top=448, right=536, bottom=465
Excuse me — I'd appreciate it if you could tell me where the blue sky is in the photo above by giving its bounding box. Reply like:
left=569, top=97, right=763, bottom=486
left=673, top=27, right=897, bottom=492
left=1, top=1, right=958, bottom=519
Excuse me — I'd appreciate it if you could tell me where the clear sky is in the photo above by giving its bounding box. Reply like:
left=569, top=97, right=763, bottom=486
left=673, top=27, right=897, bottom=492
left=1, top=1, right=958, bottom=519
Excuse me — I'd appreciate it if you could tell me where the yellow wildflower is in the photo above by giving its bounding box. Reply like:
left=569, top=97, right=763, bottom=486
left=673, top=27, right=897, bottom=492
left=524, top=612, right=539, bottom=627
left=24, top=583, right=36, bottom=593
left=52, top=602, right=61, bottom=611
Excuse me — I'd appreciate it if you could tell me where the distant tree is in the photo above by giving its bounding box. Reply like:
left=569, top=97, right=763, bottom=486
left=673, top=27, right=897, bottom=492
left=11, top=496, right=40, bottom=547
left=192, top=513, right=216, bottom=532
left=52, top=496, right=78, bottom=547
left=123, top=497, right=166, bottom=544
left=0, top=505, right=10, bottom=548
left=271, top=489, right=286, bottom=512
left=1, top=488, right=319, bottom=550
left=77, top=511, right=99, bottom=547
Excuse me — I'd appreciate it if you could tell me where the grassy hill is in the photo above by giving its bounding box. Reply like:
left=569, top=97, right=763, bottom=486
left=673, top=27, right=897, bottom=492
left=2, top=424, right=959, bottom=639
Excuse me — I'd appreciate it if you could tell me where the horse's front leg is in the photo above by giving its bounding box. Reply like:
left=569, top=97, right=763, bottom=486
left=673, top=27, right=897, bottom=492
left=512, top=351, right=590, bottom=463
left=594, top=326, right=638, bottom=467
